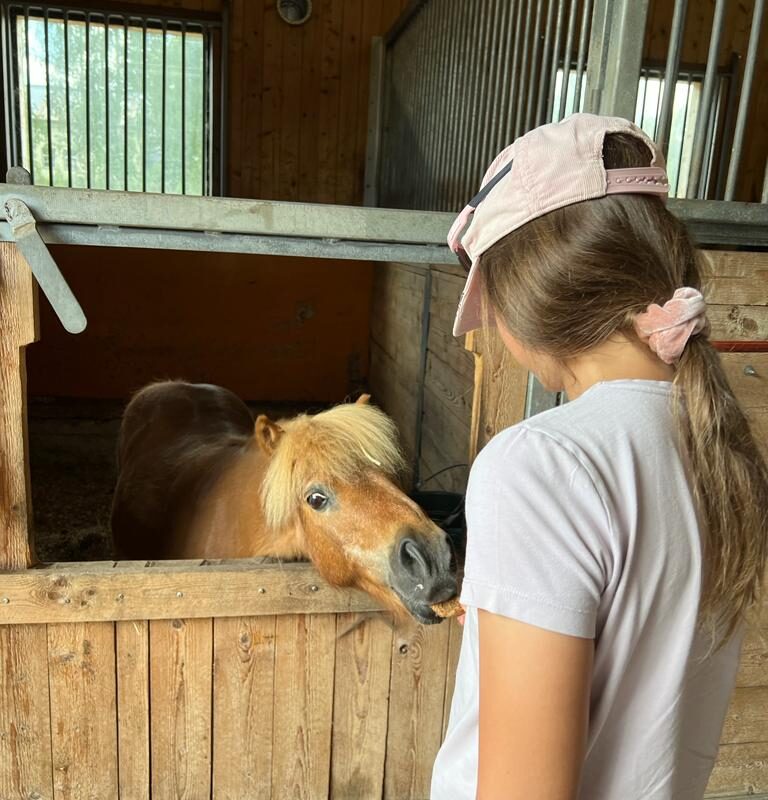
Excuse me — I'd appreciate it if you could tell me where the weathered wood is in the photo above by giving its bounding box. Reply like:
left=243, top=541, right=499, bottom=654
left=702, top=251, right=768, bottom=306
left=271, top=613, right=336, bottom=799
left=212, top=615, right=277, bottom=798
left=0, top=242, right=38, bottom=569
left=384, top=620, right=452, bottom=799
left=720, top=686, right=768, bottom=745
left=423, top=351, right=474, bottom=428
left=316, top=0, right=344, bottom=203
left=48, top=622, right=118, bottom=799
left=116, top=620, right=150, bottom=800
left=736, top=626, right=768, bottom=688
left=150, top=618, right=213, bottom=800
left=330, top=613, right=394, bottom=799
left=0, top=560, right=383, bottom=625
left=708, top=741, right=768, bottom=796
left=0, top=624, right=53, bottom=800
left=708, top=305, right=768, bottom=342
left=722, top=354, right=768, bottom=409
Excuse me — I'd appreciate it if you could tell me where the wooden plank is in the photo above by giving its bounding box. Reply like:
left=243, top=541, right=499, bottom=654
left=316, top=0, right=344, bottom=203
left=720, top=686, right=768, bottom=745
left=212, top=615, right=277, bottom=799
left=384, top=620, right=452, bottom=799
left=428, top=323, right=475, bottom=387
left=116, top=620, right=150, bottom=800
left=418, top=434, right=468, bottom=495
left=708, top=741, right=768, bottom=796
left=736, top=625, right=768, bottom=688
left=428, top=268, right=468, bottom=336
left=330, top=612, right=394, bottom=799
left=335, top=0, right=363, bottom=204
left=0, top=624, right=53, bottom=800
left=722, top=353, right=768, bottom=409
left=260, top=0, right=282, bottom=199
left=421, top=386, right=471, bottom=473
left=0, top=560, right=383, bottom=624
left=709, top=305, right=768, bottom=342
left=441, top=619, right=463, bottom=739
left=279, top=0, right=303, bottom=200
left=150, top=618, right=213, bottom=800
left=271, top=613, right=336, bottom=799
left=48, top=622, right=118, bottom=799
left=0, top=242, right=38, bottom=569
left=703, top=251, right=768, bottom=306
left=423, top=350, right=474, bottom=428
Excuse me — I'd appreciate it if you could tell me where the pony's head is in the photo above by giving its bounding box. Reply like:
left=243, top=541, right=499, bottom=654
left=255, top=396, right=458, bottom=624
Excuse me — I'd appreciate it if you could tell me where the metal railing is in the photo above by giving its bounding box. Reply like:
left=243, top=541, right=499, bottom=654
left=369, top=0, right=768, bottom=209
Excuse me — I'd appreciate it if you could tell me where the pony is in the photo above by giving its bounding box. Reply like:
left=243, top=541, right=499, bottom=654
left=111, top=381, right=457, bottom=623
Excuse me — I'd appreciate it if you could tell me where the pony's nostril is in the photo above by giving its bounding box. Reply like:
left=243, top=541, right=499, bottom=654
left=399, top=537, right=430, bottom=577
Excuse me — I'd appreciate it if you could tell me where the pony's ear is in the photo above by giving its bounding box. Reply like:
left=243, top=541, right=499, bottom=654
left=355, top=393, right=371, bottom=405
left=255, top=415, right=284, bottom=455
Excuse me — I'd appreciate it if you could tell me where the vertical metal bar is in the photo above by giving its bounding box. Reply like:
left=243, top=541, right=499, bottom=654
left=181, top=22, right=186, bottom=195
left=571, top=0, right=592, bottom=114
left=85, top=12, right=91, bottom=187
left=503, top=0, right=524, bottom=142
left=524, top=0, right=546, bottom=131
left=657, top=0, right=687, bottom=155
left=142, top=19, right=146, bottom=192
left=686, top=0, right=726, bottom=199
left=485, top=0, right=513, bottom=158
left=24, top=8, right=33, bottom=180
left=700, top=78, right=719, bottom=199
left=724, top=0, right=765, bottom=201
left=513, top=0, right=534, bottom=138
left=762, top=158, right=768, bottom=203
left=105, top=15, right=110, bottom=189
left=220, top=11, right=229, bottom=195
left=203, top=25, right=209, bottom=196
left=363, top=36, right=384, bottom=207
left=673, top=75, right=693, bottom=197
left=714, top=57, right=739, bottom=200
left=5, top=6, right=20, bottom=170
left=43, top=8, right=52, bottom=184
left=546, top=0, right=567, bottom=122
left=64, top=11, right=72, bottom=186
left=161, top=19, right=166, bottom=193
left=652, top=67, right=663, bottom=138
left=557, top=0, right=578, bottom=121
left=637, top=68, right=649, bottom=127
left=124, top=16, right=128, bottom=191
left=535, top=0, right=557, bottom=126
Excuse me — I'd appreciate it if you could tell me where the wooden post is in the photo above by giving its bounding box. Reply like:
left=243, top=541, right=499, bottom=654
left=0, top=241, right=38, bottom=568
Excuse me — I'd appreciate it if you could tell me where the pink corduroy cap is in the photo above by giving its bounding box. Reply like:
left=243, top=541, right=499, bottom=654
left=449, top=113, right=670, bottom=336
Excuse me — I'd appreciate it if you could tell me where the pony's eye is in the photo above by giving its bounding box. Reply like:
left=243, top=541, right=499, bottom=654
left=306, top=491, right=329, bottom=511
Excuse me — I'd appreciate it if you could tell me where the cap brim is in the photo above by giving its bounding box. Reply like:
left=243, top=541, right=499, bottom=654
left=452, top=258, right=485, bottom=336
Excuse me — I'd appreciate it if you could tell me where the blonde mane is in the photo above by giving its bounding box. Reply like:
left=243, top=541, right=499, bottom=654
left=260, top=403, right=406, bottom=529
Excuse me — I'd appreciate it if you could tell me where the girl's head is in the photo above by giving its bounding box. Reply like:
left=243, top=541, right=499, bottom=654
left=450, top=114, right=768, bottom=639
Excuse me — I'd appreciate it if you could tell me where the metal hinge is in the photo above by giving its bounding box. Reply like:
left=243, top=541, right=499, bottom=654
left=3, top=168, right=87, bottom=334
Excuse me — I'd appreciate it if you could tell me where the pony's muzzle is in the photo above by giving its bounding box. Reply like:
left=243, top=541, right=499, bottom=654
left=390, top=531, right=457, bottom=606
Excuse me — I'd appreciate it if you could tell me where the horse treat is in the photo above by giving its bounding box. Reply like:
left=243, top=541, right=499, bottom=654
left=431, top=597, right=463, bottom=618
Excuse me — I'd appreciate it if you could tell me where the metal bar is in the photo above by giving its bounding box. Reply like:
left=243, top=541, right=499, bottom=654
left=762, top=158, right=768, bottom=204
left=557, top=0, right=578, bottom=121
left=203, top=25, right=209, bottom=195
left=383, top=0, right=428, bottom=47
left=524, top=0, right=546, bottom=131
left=5, top=5, right=20, bottom=170
left=105, top=14, right=110, bottom=189
left=514, top=0, right=534, bottom=137
left=142, top=18, right=146, bottom=192
left=181, top=22, right=186, bottom=195
left=525, top=374, right=559, bottom=418
left=656, top=0, right=687, bottom=155
left=161, top=19, right=166, bottom=193
left=363, top=37, right=384, bottom=207
left=714, top=55, right=739, bottom=200
left=546, top=0, right=567, bottom=122
left=535, top=0, right=557, bottom=126
left=64, top=11, right=72, bottom=186
left=503, top=0, right=524, bottom=142
left=43, top=8, right=52, bottom=184
left=724, top=0, right=765, bottom=201
left=638, top=68, right=649, bottom=127
left=220, top=8, right=229, bottom=196
left=583, top=0, right=650, bottom=119
left=686, top=0, right=726, bottom=199
left=673, top=75, right=693, bottom=197
left=24, top=7, right=33, bottom=180
left=571, top=0, right=592, bottom=114
left=85, top=12, right=90, bottom=187
left=123, top=16, right=128, bottom=191
left=413, top=269, right=433, bottom=485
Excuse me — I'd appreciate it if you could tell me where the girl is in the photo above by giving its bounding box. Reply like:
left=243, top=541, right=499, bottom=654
left=430, top=114, right=768, bottom=800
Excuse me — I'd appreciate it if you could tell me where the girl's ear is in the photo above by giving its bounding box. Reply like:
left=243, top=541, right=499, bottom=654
left=355, top=393, right=371, bottom=405
left=255, top=415, right=284, bottom=455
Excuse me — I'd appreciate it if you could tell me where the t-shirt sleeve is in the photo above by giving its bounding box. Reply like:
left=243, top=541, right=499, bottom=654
left=460, top=426, right=613, bottom=639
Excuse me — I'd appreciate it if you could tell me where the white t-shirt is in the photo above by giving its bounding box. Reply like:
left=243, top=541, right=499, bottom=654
left=431, top=380, right=742, bottom=800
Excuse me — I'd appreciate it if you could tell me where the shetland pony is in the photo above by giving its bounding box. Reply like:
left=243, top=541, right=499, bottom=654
left=111, top=381, right=457, bottom=623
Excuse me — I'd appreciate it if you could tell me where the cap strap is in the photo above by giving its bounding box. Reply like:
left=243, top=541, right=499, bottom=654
left=606, top=166, right=669, bottom=196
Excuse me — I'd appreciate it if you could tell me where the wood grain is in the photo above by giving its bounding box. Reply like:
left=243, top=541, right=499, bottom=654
left=330, top=613, right=394, bottom=799
left=150, top=617, right=213, bottom=800
left=212, top=615, right=277, bottom=799
left=0, top=624, right=53, bottom=800
left=116, top=620, right=150, bottom=800
left=271, top=613, right=336, bottom=799
left=703, top=251, right=768, bottom=307
left=708, top=741, right=768, bottom=796
left=48, top=622, right=118, bottom=799
left=0, top=242, right=38, bottom=569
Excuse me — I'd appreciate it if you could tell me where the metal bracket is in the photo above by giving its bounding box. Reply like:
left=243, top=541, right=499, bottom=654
left=3, top=196, right=87, bottom=334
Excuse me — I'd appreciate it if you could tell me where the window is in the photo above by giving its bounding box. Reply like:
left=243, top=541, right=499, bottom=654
left=1, top=3, right=223, bottom=194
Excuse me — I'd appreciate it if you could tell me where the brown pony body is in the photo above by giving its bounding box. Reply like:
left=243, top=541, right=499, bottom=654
left=111, top=381, right=457, bottom=622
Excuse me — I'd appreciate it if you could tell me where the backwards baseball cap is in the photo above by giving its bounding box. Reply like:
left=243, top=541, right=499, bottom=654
left=449, top=113, right=669, bottom=337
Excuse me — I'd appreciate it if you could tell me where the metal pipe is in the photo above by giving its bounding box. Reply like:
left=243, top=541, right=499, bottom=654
left=514, top=0, right=534, bottom=138
left=686, top=0, right=726, bottom=199
left=656, top=0, right=687, bottom=156
left=161, top=19, right=167, bottom=193
left=525, top=0, right=546, bottom=132
left=557, top=0, right=578, bottom=121
left=24, top=8, right=33, bottom=180
left=546, top=0, right=567, bottom=122
left=724, top=0, right=765, bottom=201
left=182, top=22, right=186, bottom=195
left=4, top=5, right=20, bottom=170
left=503, top=0, right=524, bottom=142
left=535, top=0, right=557, bottom=126
left=105, top=15, right=110, bottom=189
left=714, top=54, right=739, bottom=200
left=142, top=19, right=146, bottom=192
left=637, top=68, right=649, bottom=128
left=63, top=11, right=72, bottom=186
left=572, top=0, right=592, bottom=114
left=220, top=8, right=229, bottom=196
left=44, top=8, right=52, bottom=185
left=124, top=17, right=128, bottom=191
left=674, top=75, right=693, bottom=197
left=762, top=158, right=768, bottom=203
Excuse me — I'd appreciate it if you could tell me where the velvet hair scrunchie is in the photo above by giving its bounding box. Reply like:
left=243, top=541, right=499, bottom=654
left=634, top=288, right=708, bottom=365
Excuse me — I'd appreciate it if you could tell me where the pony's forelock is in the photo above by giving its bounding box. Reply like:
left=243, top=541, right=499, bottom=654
left=260, top=403, right=405, bottom=529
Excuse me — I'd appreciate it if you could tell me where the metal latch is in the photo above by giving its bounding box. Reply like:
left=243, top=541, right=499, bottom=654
left=3, top=190, right=87, bottom=334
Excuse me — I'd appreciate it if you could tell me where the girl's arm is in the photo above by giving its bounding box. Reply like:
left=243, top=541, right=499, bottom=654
left=477, top=609, right=594, bottom=800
